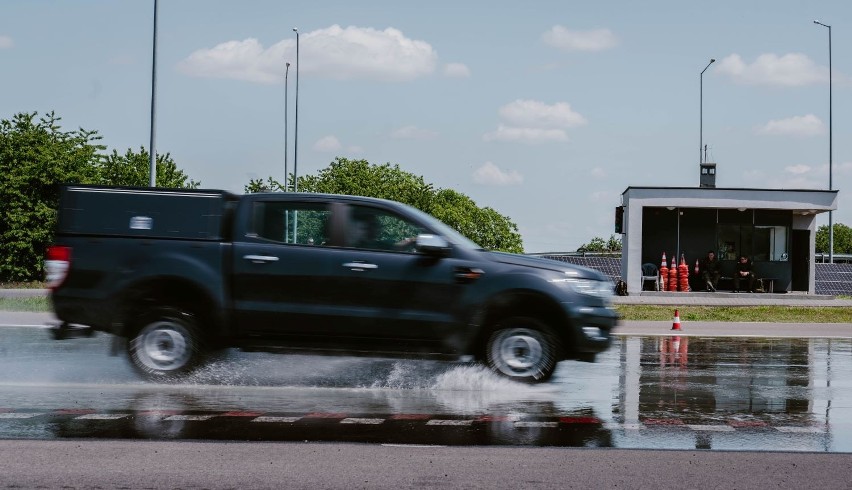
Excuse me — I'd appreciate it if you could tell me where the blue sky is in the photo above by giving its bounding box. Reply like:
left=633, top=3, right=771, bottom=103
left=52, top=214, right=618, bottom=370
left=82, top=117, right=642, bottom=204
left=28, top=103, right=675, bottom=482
left=1, top=0, right=850, bottom=252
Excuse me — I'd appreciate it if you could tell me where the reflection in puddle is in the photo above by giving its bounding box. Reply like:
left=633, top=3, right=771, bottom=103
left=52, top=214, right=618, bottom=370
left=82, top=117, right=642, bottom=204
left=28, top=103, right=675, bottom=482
left=3, top=326, right=852, bottom=451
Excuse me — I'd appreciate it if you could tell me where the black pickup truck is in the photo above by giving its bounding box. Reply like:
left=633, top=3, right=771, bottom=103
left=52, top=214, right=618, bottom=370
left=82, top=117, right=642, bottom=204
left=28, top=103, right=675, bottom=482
left=47, top=185, right=618, bottom=383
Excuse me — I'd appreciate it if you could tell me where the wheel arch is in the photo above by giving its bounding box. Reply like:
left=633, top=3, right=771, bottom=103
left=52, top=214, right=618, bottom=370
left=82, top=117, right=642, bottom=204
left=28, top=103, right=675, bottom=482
left=469, top=289, right=570, bottom=361
left=114, top=275, right=226, bottom=343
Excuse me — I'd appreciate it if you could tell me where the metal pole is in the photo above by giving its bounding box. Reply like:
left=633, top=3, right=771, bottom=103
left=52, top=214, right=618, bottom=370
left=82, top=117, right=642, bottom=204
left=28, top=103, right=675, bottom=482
left=293, top=28, right=300, bottom=193
left=700, top=59, right=715, bottom=165
left=148, top=0, right=158, bottom=187
left=828, top=24, right=833, bottom=264
left=814, top=21, right=833, bottom=262
left=284, top=62, right=290, bottom=191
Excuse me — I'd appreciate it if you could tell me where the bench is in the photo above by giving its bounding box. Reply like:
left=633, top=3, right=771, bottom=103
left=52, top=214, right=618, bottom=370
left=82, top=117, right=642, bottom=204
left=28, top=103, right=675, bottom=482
left=717, top=276, right=774, bottom=293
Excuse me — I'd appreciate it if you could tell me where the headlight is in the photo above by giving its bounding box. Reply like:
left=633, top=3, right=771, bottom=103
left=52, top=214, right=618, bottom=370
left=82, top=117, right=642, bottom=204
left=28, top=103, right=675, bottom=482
left=551, top=276, right=613, bottom=298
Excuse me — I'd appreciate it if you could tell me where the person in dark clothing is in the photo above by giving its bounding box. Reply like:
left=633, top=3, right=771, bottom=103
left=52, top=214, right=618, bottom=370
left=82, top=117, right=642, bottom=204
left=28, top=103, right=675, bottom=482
left=698, top=250, right=721, bottom=292
left=733, top=255, right=755, bottom=293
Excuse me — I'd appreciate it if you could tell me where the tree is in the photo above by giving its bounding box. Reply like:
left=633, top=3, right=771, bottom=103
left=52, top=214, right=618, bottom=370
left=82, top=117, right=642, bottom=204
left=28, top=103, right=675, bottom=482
left=815, top=223, right=852, bottom=254
left=248, top=157, right=524, bottom=253
left=98, top=147, right=199, bottom=189
left=0, top=112, right=103, bottom=281
left=578, top=234, right=622, bottom=253
left=0, top=111, right=201, bottom=282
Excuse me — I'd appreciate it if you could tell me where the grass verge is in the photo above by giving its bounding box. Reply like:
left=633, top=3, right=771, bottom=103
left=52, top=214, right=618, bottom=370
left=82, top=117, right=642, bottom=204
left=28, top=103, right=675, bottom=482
left=0, top=297, right=50, bottom=312
left=616, top=305, right=852, bottom=323
left=0, top=291, right=850, bottom=323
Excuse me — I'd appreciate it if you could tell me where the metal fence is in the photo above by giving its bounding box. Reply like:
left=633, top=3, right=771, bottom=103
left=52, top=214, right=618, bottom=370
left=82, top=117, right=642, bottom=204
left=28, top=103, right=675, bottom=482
left=532, top=253, right=852, bottom=296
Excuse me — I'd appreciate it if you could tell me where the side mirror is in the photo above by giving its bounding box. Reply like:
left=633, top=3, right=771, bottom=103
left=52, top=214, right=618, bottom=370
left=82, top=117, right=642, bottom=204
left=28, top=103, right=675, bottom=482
left=415, top=234, right=450, bottom=256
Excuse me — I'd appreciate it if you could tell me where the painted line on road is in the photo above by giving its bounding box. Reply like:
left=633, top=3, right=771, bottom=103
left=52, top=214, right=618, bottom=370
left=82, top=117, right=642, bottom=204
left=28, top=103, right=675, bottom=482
left=515, top=421, right=558, bottom=428
left=341, top=418, right=385, bottom=425
left=426, top=420, right=474, bottom=426
left=0, top=413, right=45, bottom=419
left=252, top=416, right=302, bottom=423
left=76, top=414, right=130, bottom=420
left=687, top=425, right=736, bottom=432
left=164, top=415, right=215, bottom=421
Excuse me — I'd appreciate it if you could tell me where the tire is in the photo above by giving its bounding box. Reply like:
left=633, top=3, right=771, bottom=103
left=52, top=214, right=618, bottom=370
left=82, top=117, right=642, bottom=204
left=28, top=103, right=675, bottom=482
left=486, top=317, right=559, bottom=383
left=127, top=307, right=205, bottom=380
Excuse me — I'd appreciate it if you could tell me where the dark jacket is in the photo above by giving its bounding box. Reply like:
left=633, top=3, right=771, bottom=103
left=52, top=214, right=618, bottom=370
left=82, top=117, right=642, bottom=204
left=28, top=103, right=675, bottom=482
left=699, top=257, right=720, bottom=275
left=736, top=258, right=753, bottom=274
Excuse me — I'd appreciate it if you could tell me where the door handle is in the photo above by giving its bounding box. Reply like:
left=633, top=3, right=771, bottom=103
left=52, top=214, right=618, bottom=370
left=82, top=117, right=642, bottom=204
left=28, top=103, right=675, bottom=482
left=243, top=255, right=279, bottom=263
left=343, top=262, right=378, bottom=271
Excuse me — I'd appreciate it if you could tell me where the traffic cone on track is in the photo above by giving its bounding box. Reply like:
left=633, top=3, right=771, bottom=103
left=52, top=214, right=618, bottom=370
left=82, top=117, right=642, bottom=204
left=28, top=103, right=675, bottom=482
left=671, top=309, right=682, bottom=331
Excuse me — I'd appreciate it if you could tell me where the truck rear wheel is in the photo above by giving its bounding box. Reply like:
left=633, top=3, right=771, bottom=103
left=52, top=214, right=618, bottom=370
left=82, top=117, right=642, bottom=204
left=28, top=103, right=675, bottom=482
left=486, top=317, right=559, bottom=383
left=128, top=308, right=205, bottom=380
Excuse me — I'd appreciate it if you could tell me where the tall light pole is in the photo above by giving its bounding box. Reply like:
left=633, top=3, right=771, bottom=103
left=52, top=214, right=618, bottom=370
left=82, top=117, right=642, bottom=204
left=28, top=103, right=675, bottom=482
left=292, top=28, right=300, bottom=193
left=148, top=0, right=159, bottom=187
left=700, top=58, right=715, bottom=165
left=284, top=61, right=290, bottom=191
left=814, top=20, right=833, bottom=263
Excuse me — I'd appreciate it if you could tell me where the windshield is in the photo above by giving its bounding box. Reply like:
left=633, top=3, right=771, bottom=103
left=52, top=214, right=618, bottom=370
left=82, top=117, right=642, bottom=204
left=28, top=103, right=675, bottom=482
left=403, top=204, right=482, bottom=250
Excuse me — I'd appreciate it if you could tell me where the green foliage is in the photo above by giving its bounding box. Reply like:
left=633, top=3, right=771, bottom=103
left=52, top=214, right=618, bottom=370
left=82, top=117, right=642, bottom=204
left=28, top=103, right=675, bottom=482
left=577, top=234, right=622, bottom=253
left=98, top=147, right=199, bottom=189
left=0, top=112, right=103, bottom=281
left=251, top=157, right=524, bottom=253
left=616, top=305, right=852, bottom=323
left=0, top=111, right=200, bottom=282
left=815, top=223, right=852, bottom=254
left=245, top=176, right=284, bottom=194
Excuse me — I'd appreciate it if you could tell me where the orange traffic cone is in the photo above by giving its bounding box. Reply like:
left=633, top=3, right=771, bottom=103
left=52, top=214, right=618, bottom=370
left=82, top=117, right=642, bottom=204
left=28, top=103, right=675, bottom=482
left=671, top=309, right=682, bottom=331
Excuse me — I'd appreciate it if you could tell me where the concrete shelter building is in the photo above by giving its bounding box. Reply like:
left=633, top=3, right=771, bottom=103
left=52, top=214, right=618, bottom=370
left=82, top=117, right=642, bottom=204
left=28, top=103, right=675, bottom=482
left=620, top=163, right=838, bottom=294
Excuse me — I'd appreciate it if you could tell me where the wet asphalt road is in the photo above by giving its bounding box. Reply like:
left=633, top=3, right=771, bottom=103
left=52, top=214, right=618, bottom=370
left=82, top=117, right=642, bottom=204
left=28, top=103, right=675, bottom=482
left=1, top=322, right=851, bottom=452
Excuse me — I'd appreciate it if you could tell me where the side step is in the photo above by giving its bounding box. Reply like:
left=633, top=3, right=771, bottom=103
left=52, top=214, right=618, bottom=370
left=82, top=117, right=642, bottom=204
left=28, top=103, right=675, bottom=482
left=49, top=322, right=96, bottom=340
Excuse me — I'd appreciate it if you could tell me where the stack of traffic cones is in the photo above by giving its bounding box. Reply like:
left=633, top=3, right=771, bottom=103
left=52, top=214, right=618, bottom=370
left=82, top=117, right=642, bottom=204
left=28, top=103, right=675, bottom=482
left=659, top=252, right=669, bottom=291
left=667, top=256, right=678, bottom=291
left=678, top=254, right=690, bottom=292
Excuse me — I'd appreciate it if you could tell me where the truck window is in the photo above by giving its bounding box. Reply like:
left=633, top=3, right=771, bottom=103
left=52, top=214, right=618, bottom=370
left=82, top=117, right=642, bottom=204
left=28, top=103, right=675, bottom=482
left=253, top=202, right=331, bottom=246
left=346, top=205, right=425, bottom=252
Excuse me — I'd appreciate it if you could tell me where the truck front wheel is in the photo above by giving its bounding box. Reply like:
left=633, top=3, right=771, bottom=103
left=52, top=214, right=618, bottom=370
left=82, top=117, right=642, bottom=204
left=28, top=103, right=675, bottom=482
left=128, top=308, right=205, bottom=380
left=486, top=317, right=559, bottom=383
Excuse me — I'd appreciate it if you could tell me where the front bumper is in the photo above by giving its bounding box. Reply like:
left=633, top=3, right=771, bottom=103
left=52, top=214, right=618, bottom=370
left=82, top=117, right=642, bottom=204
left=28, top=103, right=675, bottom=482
left=562, top=303, right=620, bottom=357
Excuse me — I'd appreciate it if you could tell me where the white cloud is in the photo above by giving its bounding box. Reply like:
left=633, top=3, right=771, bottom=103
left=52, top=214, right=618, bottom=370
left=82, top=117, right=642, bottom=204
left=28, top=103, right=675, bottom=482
left=542, top=26, right=618, bottom=52
left=443, top=62, right=471, bottom=78
left=178, top=25, right=437, bottom=84
left=715, top=53, right=827, bottom=87
left=472, top=162, right=523, bottom=186
left=483, top=125, right=568, bottom=143
left=590, top=167, right=607, bottom=179
left=785, top=164, right=812, bottom=175
left=499, top=100, right=587, bottom=129
left=391, top=125, right=438, bottom=140
left=757, top=114, right=825, bottom=137
left=0, top=35, right=12, bottom=49
left=313, top=135, right=342, bottom=152
left=347, top=145, right=364, bottom=154
left=484, top=99, right=586, bottom=144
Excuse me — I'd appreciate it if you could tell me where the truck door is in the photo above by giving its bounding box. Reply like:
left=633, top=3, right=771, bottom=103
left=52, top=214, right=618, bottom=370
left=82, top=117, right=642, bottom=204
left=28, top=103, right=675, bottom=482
left=318, top=204, right=468, bottom=353
left=232, top=199, right=344, bottom=341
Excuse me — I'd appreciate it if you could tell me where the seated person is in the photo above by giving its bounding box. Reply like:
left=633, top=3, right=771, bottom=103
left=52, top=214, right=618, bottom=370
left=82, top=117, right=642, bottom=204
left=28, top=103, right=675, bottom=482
left=733, top=255, right=756, bottom=293
left=698, top=250, right=720, bottom=292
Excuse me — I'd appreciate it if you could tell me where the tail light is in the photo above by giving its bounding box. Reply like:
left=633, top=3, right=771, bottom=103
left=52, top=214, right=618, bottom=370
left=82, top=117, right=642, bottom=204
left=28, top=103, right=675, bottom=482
left=45, top=245, right=71, bottom=289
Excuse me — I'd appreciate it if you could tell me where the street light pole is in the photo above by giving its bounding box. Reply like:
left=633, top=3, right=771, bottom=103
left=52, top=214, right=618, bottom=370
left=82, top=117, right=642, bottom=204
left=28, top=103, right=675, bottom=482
left=700, top=58, right=715, bottom=165
left=284, top=61, right=290, bottom=191
left=148, top=0, right=159, bottom=187
left=814, top=20, right=833, bottom=263
left=292, top=28, right=300, bottom=193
